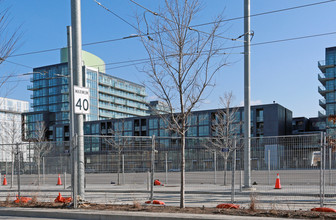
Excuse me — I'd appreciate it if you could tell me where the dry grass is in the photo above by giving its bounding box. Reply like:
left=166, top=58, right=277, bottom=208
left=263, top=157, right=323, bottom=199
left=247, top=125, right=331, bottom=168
left=0, top=200, right=336, bottom=219
left=132, top=201, right=142, bottom=209
left=4, top=194, right=10, bottom=205
left=31, top=196, right=38, bottom=205
left=249, top=193, right=257, bottom=211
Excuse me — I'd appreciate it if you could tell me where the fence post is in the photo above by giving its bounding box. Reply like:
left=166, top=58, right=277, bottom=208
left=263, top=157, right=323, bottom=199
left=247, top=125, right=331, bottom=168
left=268, top=150, right=270, bottom=185
left=240, top=165, right=242, bottom=192
left=64, top=172, right=66, bottom=190
left=16, top=143, right=21, bottom=199
left=320, top=132, right=324, bottom=207
left=29, top=141, right=31, bottom=174
left=42, top=157, right=45, bottom=185
left=214, top=151, right=217, bottom=185
left=147, top=170, right=150, bottom=191
left=165, top=152, right=168, bottom=185
left=329, top=147, right=332, bottom=186
left=323, top=134, right=326, bottom=205
left=150, top=135, right=155, bottom=200
left=231, top=140, right=236, bottom=203
left=122, top=154, right=125, bottom=185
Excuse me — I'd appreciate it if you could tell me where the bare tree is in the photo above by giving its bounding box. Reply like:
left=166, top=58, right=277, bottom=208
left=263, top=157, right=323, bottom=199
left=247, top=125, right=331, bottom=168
left=0, top=113, right=22, bottom=188
left=0, top=4, right=21, bottom=94
left=210, top=91, right=241, bottom=185
left=32, top=121, right=52, bottom=185
left=137, top=0, right=228, bottom=207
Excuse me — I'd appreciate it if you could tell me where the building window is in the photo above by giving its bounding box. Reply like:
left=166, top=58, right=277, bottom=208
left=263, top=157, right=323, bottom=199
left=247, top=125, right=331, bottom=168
left=256, top=109, right=264, bottom=122
left=187, top=127, right=197, bottom=137
left=187, top=115, right=197, bottom=126
left=198, top=113, right=209, bottom=125
left=149, top=118, right=158, bottom=129
left=149, top=130, right=158, bottom=136
left=199, top=126, right=209, bottom=136
left=84, top=124, right=90, bottom=134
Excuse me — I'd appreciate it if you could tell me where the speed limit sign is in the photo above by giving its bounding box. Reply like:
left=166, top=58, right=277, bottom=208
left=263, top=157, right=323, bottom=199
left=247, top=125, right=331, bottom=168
left=74, top=86, right=90, bottom=114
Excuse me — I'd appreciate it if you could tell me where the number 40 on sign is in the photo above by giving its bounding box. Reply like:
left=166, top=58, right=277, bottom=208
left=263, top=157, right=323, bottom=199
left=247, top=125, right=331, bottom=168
left=74, top=86, right=90, bottom=114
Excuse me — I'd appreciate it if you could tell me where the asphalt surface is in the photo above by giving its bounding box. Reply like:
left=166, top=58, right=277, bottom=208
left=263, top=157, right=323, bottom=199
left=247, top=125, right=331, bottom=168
left=0, top=169, right=335, bottom=210
left=0, top=207, right=298, bottom=220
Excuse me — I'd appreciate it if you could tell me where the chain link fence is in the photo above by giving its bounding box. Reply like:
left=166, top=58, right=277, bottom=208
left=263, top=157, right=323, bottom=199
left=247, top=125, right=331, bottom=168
left=0, top=133, right=334, bottom=209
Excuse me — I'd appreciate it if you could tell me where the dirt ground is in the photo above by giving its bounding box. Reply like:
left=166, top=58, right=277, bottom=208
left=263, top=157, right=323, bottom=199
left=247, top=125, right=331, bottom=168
left=1, top=200, right=336, bottom=219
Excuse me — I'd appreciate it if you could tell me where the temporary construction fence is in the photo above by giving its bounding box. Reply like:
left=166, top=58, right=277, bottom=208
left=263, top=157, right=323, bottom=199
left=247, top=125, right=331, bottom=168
left=0, top=133, right=335, bottom=209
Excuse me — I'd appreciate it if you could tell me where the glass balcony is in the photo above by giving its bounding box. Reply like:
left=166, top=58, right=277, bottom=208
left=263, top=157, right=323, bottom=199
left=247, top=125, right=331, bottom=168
left=318, top=86, right=332, bottom=96
left=27, top=85, right=41, bottom=91
left=99, top=87, right=147, bottom=103
left=99, top=102, right=144, bottom=115
left=319, top=110, right=326, bottom=118
left=319, top=99, right=326, bottom=109
left=318, top=60, right=336, bottom=73
left=318, top=73, right=326, bottom=86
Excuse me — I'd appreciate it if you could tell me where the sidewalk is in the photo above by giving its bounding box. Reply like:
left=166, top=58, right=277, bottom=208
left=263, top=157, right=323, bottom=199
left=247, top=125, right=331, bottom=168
left=0, top=207, right=296, bottom=220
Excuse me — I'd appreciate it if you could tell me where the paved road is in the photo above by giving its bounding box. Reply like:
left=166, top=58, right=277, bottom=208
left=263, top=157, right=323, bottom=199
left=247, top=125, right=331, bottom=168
left=0, top=207, right=298, bottom=220
left=0, top=216, right=72, bottom=220
left=5, top=169, right=336, bottom=185
left=0, top=170, right=335, bottom=210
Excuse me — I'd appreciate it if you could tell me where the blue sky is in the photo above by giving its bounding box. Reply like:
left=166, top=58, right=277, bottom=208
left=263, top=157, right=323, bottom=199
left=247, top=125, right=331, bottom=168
left=1, top=0, right=336, bottom=118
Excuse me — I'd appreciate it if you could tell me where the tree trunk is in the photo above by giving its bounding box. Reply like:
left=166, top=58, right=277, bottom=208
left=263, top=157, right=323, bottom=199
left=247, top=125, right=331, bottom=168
left=223, top=157, right=227, bottom=185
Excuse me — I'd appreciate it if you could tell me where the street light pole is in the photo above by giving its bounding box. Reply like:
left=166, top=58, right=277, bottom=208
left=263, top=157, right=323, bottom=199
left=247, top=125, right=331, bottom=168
left=243, top=0, right=251, bottom=188
left=67, top=25, right=78, bottom=208
left=71, top=0, right=85, bottom=200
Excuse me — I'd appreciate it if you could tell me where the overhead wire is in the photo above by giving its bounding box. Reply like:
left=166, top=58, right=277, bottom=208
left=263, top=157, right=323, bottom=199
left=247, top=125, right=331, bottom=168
left=93, top=0, right=139, bottom=31
left=3, top=0, right=336, bottom=70
left=6, top=0, right=336, bottom=59
left=192, top=0, right=336, bottom=28
left=97, top=31, right=336, bottom=70
left=4, top=30, right=336, bottom=74
left=129, top=0, right=245, bottom=42
left=3, top=60, right=33, bottom=69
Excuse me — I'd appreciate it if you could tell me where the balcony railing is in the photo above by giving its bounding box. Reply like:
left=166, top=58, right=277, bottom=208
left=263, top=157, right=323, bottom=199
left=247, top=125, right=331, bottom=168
left=319, top=110, right=326, bottom=118
left=318, top=85, right=332, bottom=95
left=319, top=99, right=326, bottom=109
left=27, top=85, right=42, bottom=91
left=318, top=60, right=336, bottom=73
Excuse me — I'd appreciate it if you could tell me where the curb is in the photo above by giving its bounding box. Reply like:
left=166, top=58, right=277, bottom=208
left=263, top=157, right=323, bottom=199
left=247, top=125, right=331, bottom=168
left=0, top=207, right=291, bottom=220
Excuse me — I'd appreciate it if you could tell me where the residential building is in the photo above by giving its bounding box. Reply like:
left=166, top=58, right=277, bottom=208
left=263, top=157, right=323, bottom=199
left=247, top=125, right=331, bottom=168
left=318, top=46, right=336, bottom=134
left=23, top=49, right=148, bottom=143
left=147, top=100, right=170, bottom=115
left=40, top=103, right=292, bottom=171
left=0, top=97, right=31, bottom=164
left=292, top=117, right=326, bottom=134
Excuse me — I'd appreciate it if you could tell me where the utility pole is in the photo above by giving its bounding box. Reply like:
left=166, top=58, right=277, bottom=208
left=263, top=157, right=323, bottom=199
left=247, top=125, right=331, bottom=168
left=71, top=0, right=85, bottom=201
left=243, top=0, right=251, bottom=189
left=67, top=25, right=78, bottom=208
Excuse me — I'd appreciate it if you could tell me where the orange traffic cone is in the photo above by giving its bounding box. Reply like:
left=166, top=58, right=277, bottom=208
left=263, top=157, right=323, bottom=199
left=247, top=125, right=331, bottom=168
left=274, top=173, right=281, bottom=189
left=2, top=175, right=7, bottom=186
left=56, top=174, right=62, bottom=185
